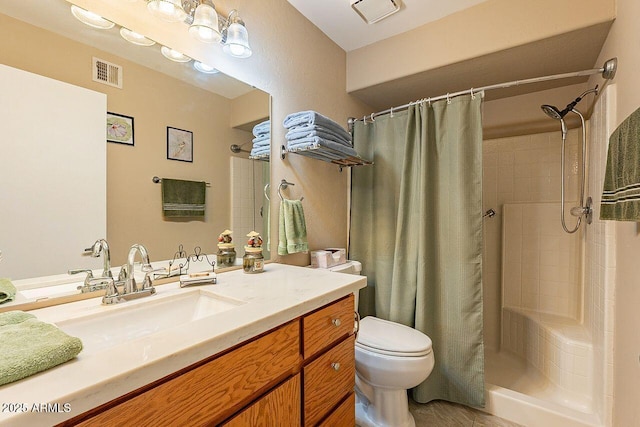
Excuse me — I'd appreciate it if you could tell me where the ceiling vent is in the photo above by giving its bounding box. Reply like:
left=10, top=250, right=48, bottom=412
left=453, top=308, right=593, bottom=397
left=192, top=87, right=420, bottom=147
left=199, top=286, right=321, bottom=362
left=350, top=0, right=402, bottom=24
left=92, top=57, right=122, bottom=89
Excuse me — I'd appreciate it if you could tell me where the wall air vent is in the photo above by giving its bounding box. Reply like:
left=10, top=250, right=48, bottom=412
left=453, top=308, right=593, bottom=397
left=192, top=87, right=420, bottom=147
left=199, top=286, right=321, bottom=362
left=350, top=0, right=402, bottom=24
left=92, top=57, right=122, bottom=89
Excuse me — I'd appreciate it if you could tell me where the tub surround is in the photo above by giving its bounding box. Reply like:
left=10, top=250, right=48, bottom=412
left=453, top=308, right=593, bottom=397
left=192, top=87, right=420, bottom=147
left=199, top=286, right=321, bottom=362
left=0, top=264, right=365, bottom=426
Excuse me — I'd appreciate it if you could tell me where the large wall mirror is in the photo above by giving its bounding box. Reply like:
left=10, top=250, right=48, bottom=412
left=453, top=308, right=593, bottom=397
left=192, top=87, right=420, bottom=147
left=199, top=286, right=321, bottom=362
left=0, top=0, right=270, bottom=289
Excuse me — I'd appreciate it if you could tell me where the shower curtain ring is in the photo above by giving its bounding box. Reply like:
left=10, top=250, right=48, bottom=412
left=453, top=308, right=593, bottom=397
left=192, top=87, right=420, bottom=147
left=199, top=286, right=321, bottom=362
left=390, top=107, right=394, bottom=117
left=447, top=93, right=451, bottom=104
left=471, top=88, right=475, bottom=99
left=428, top=97, right=431, bottom=106
left=370, top=113, right=375, bottom=122
left=363, top=115, right=367, bottom=125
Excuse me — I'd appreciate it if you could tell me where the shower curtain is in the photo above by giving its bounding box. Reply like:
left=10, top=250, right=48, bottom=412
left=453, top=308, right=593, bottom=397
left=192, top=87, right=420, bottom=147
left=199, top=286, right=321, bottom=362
left=350, top=95, right=485, bottom=407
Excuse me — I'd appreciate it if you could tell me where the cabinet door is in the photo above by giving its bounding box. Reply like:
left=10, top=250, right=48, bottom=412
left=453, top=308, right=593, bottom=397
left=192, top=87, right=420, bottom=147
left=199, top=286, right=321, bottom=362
left=74, top=321, right=300, bottom=426
left=318, top=393, right=355, bottom=427
left=223, top=375, right=300, bottom=427
left=304, top=335, right=355, bottom=426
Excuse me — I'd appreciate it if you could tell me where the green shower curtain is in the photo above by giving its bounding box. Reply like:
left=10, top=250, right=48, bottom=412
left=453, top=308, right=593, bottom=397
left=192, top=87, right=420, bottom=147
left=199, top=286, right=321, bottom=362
left=350, top=95, right=485, bottom=407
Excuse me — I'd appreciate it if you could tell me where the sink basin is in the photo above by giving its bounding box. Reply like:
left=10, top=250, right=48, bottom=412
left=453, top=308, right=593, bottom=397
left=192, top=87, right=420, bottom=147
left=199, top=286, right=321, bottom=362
left=55, top=289, right=245, bottom=355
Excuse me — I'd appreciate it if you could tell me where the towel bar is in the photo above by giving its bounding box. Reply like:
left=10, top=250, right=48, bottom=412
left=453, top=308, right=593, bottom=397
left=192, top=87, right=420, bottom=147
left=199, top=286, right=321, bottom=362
left=152, top=176, right=211, bottom=187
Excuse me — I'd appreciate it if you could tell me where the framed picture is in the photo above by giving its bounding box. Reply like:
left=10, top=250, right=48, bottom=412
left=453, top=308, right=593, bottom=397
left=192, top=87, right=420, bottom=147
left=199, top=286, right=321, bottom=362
left=167, top=127, right=193, bottom=162
left=106, top=112, right=134, bottom=146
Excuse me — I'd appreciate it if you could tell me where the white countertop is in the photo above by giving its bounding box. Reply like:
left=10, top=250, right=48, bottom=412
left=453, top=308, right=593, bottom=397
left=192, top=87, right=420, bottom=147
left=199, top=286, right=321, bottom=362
left=0, top=263, right=366, bottom=426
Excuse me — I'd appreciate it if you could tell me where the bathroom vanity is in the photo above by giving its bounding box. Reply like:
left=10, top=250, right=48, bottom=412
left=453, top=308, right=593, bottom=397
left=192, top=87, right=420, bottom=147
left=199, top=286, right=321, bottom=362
left=0, top=264, right=365, bottom=426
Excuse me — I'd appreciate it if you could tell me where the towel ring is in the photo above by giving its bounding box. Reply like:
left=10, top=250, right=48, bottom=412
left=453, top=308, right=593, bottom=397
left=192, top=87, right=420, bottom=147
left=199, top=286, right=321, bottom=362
left=278, top=179, right=304, bottom=201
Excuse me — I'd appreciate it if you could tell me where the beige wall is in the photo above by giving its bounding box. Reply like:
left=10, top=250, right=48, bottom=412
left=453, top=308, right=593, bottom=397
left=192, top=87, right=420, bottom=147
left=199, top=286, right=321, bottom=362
left=588, top=0, right=640, bottom=424
left=347, top=0, right=615, bottom=93
left=0, top=14, right=251, bottom=265
left=67, top=0, right=372, bottom=266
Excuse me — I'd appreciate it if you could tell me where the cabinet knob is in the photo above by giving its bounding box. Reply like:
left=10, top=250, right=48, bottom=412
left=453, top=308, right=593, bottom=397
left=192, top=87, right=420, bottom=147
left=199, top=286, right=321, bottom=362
left=332, top=318, right=342, bottom=327
left=331, top=362, right=341, bottom=371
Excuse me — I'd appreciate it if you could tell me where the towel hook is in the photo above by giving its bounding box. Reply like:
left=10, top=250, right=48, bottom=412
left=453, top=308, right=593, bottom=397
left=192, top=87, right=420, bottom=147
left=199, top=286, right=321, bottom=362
left=278, top=179, right=304, bottom=201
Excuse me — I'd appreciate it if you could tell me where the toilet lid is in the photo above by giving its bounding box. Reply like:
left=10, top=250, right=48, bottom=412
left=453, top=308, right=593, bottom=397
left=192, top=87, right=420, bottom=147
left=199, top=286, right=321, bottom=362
left=356, top=316, right=432, bottom=357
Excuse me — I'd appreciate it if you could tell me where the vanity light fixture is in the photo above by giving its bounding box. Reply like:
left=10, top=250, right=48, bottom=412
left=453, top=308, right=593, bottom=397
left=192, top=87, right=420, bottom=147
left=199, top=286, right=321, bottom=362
left=146, top=1, right=252, bottom=58
left=223, top=10, right=252, bottom=58
left=70, top=5, right=115, bottom=30
left=194, top=61, right=219, bottom=73
left=161, top=46, right=192, bottom=62
left=189, top=1, right=221, bottom=43
left=147, top=0, right=187, bottom=22
left=120, top=28, right=156, bottom=46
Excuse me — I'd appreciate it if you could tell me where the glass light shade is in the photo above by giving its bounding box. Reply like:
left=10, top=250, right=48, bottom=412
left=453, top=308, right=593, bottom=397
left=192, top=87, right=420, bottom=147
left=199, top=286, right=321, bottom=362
left=70, top=5, right=115, bottom=30
left=194, top=62, right=219, bottom=74
left=189, top=4, right=221, bottom=43
left=120, top=28, right=156, bottom=46
left=147, top=0, right=187, bottom=23
left=223, top=22, right=252, bottom=58
left=160, top=46, right=192, bottom=63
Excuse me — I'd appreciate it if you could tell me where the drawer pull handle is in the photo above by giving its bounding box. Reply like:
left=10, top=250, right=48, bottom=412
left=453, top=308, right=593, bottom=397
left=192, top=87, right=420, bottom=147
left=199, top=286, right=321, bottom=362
left=332, top=318, right=342, bottom=327
left=331, top=362, right=341, bottom=371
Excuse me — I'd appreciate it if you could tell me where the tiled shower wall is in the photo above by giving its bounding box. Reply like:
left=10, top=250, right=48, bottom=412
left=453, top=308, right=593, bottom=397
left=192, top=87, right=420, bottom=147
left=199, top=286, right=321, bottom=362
left=502, top=202, right=582, bottom=319
left=483, top=129, right=580, bottom=350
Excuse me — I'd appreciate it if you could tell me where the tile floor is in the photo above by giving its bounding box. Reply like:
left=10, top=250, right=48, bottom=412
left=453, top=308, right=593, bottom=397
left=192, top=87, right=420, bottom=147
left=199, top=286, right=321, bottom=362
left=409, top=399, right=523, bottom=426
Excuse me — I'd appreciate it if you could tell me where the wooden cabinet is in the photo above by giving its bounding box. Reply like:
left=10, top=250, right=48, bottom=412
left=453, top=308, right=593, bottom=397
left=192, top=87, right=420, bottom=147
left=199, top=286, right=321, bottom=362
left=302, top=294, right=356, bottom=426
left=60, top=295, right=356, bottom=427
left=223, top=375, right=301, bottom=427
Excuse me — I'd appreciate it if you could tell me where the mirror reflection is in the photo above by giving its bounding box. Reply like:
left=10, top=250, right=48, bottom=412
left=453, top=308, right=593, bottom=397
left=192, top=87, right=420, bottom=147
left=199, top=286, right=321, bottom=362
left=0, top=0, right=270, bottom=295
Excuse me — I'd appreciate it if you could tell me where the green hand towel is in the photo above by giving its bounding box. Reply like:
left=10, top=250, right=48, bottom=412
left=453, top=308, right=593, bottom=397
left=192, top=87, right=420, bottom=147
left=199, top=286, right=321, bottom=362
left=161, top=178, right=206, bottom=218
left=0, top=313, right=83, bottom=386
left=0, top=278, right=16, bottom=305
left=601, top=106, right=640, bottom=220
left=0, top=310, right=34, bottom=327
left=278, top=199, right=308, bottom=255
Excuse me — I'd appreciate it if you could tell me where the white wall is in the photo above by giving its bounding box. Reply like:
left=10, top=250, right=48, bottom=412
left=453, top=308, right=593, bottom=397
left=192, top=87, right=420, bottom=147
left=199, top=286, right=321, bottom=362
left=0, top=64, right=106, bottom=279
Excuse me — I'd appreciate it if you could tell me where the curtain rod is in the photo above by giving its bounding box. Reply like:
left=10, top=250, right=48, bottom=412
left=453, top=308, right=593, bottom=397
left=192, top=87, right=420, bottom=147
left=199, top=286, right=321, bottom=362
left=350, top=58, right=617, bottom=124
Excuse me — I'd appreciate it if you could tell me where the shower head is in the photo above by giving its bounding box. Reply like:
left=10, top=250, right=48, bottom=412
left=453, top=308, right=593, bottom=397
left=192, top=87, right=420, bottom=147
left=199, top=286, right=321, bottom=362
left=541, top=104, right=563, bottom=120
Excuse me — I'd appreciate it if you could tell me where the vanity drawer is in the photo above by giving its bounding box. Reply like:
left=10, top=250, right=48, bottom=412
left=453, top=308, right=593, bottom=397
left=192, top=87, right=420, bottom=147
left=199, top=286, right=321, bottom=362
left=73, top=321, right=300, bottom=426
left=303, top=335, right=355, bottom=426
left=302, top=294, right=354, bottom=359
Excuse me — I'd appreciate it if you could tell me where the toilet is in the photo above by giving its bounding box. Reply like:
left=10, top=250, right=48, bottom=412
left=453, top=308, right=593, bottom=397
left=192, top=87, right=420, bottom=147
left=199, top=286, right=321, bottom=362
left=328, top=262, right=435, bottom=427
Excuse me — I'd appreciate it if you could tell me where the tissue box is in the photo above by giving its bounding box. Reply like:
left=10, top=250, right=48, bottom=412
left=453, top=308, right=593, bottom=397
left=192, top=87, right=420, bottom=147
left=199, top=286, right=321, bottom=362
left=310, top=248, right=346, bottom=269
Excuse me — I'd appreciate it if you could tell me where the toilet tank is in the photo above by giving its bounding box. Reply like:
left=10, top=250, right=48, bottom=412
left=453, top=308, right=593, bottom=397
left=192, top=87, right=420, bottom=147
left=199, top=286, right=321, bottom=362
left=328, top=261, right=362, bottom=311
left=328, top=261, right=362, bottom=275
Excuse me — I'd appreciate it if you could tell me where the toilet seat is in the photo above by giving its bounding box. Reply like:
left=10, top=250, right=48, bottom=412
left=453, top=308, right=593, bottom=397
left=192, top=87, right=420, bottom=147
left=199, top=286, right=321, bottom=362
left=357, top=316, right=432, bottom=357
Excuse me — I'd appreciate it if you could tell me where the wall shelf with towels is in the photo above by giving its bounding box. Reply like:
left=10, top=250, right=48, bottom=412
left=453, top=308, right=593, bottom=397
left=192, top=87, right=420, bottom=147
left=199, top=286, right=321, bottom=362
left=281, top=144, right=372, bottom=171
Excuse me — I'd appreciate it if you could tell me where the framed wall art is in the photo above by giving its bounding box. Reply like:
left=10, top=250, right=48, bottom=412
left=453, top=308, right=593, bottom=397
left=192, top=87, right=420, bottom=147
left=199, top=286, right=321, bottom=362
left=167, top=126, right=193, bottom=162
left=106, top=112, right=134, bottom=146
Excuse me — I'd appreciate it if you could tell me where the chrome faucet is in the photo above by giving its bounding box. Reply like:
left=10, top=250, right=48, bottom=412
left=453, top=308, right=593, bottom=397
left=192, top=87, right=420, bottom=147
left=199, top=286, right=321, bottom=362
left=85, top=239, right=113, bottom=278
left=103, top=243, right=156, bottom=305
